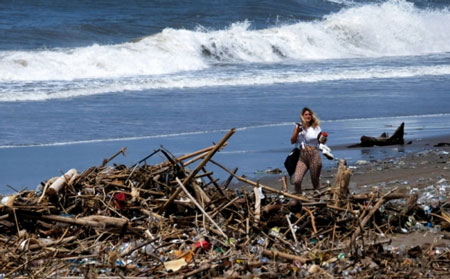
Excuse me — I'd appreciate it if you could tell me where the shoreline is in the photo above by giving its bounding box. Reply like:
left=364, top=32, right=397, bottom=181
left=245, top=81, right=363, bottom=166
left=234, top=134, right=450, bottom=194
left=0, top=129, right=449, bottom=196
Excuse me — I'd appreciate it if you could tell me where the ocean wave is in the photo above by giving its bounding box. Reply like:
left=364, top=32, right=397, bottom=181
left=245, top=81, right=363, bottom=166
left=0, top=0, right=449, bottom=83
left=1, top=63, right=450, bottom=102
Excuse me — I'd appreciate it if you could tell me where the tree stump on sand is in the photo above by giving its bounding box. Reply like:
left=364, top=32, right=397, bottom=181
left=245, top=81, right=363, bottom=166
left=333, top=159, right=352, bottom=207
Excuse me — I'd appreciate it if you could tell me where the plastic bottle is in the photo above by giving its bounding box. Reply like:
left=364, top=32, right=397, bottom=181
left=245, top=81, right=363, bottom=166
left=431, top=225, right=441, bottom=233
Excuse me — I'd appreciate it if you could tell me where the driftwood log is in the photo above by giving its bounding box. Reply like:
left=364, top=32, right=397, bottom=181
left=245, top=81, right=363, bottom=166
left=349, top=122, right=406, bottom=147
left=46, top=169, right=78, bottom=196
left=332, top=159, right=352, bottom=207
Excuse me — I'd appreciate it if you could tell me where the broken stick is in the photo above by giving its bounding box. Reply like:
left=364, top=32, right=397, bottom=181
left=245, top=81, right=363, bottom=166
left=158, top=128, right=235, bottom=214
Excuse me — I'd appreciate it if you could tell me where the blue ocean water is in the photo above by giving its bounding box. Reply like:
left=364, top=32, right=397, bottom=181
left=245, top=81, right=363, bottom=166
left=1, top=0, right=450, bottom=193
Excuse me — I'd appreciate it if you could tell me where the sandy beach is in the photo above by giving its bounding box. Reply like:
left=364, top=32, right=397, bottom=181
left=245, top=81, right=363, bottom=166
left=327, top=137, right=450, bottom=249
left=236, top=135, right=450, bottom=250
left=242, top=135, right=450, bottom=194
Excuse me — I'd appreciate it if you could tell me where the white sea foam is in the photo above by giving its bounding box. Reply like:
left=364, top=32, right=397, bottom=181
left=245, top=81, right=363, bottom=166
left=1, top=63, right=449, bottom=102
left=0, top=129, right=227, bottom=149
left=324, top=0, right=355, bottom=5
left=0, top=0, right=449, bottom=84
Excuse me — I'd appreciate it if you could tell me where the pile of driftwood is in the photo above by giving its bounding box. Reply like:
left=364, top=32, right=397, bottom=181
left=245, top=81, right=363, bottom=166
left=0, top=128, right=449, bottom=279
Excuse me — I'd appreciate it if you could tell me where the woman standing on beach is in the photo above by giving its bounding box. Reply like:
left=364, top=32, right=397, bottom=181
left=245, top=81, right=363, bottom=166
left=290, top=107, right=323, bottom=194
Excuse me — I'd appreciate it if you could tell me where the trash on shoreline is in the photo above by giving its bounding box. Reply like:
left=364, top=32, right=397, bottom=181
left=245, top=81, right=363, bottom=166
left=0, top=128, right=449, bottom=278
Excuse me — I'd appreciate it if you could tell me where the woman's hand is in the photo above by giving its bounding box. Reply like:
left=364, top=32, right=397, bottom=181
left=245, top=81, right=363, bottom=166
left=290, top=123, right=302, bottom=144
left=318, top=131, right=328, bottom=144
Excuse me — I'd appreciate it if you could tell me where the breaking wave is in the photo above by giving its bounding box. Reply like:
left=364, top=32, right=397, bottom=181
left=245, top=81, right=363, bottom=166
left=0, top=0, right=449, bottom=82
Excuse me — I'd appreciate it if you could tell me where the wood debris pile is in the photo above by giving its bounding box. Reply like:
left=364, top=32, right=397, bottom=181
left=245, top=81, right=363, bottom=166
left=0, top=129, right=449, bottom=279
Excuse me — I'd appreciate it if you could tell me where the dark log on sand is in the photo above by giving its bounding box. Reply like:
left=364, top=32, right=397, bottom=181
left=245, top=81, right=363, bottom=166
left=349, top=122, right=406, bottom=147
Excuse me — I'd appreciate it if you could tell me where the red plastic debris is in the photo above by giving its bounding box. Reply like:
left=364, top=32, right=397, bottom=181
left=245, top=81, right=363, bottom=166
left=194, top=240, right=211, bottom=250
left=114, top=192, right=127, bottom=209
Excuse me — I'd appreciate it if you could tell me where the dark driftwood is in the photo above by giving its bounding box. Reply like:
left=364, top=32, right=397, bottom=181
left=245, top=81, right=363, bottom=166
left=349, top=122, right=405, bottom=147
left=262, top=249, right=307, bottom=263
left=434, top=142, right=450, bottom=147
left=401, top=193, right=418, bottom=215
left=347, top=187, right=398, bottom=253
left=352, top=192, right=408, bottom=201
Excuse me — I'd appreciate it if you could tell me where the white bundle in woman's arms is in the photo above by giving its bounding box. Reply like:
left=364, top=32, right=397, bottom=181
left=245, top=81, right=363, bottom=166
left=319, top=143, right=334, bottom=160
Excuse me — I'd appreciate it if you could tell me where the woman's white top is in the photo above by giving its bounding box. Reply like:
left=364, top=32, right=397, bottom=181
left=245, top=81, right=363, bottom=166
left=297, top=126, right=321, bottom=149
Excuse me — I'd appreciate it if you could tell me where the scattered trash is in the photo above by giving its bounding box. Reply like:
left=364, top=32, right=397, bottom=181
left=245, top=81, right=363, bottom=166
left=0, top=129, right=449, bottom=278
left=163, top=258, right=187, bottom=272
